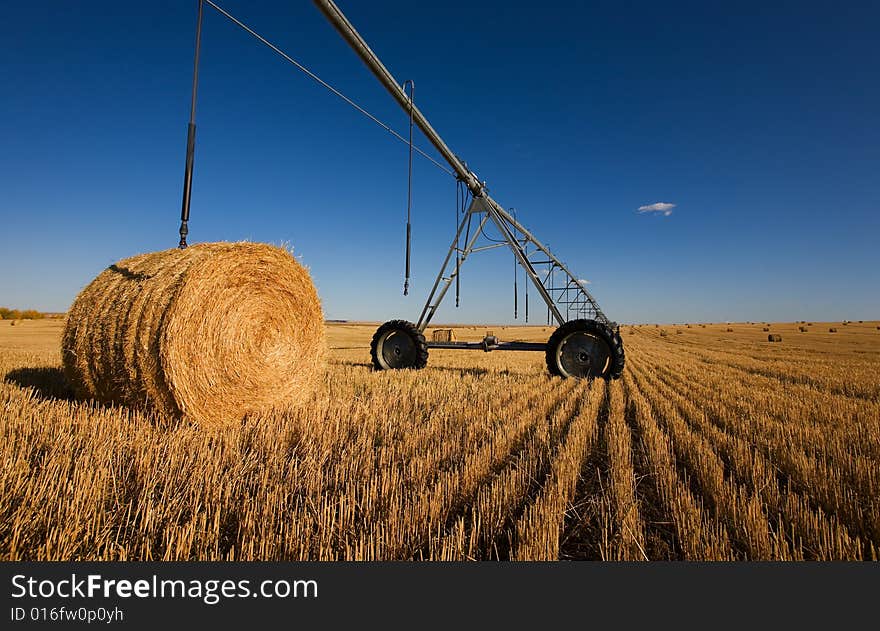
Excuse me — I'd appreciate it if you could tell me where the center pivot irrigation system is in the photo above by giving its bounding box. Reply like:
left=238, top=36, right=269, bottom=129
left=177, top=0, right=625, bottom=380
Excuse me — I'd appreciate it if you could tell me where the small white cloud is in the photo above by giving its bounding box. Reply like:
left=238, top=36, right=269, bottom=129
left=577, top=279, right=591, bottom=286
left=638, top=202, right=676, bottom=216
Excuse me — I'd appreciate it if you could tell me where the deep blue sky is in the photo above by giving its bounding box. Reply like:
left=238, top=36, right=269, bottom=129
left=1, top=1, right=877, bottom=324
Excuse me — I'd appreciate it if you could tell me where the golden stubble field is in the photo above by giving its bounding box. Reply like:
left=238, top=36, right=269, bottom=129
left=1, top=318, right=878, bottom=560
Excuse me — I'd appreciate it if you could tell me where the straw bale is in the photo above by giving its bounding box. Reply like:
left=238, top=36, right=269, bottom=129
left=431, top=329, right=455, bottom=343
left=62, top=242, right=325, bottom=426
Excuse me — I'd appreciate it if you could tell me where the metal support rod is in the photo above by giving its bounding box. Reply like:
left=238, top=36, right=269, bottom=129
left=495, top=201, right=609, bottom=325
left=403, top=79, right=414, bottom=296
left=427, top=341, right=546, bottom=352
left=487, top=208, right=565, bottom=325
left=493, top=203, right=605, bottom=316
left=416, top=201, right=490, bottom=331
left=468, top=243, right=507, bottom=254
left=179, top=0, right=204, bottom=249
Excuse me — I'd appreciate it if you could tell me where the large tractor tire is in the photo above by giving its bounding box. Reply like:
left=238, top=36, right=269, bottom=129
left=545, top=319, right=625, bottom=380
left=370, top=320, right=429, bottom=371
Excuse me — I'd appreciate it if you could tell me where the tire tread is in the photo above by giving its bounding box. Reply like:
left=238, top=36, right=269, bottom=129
left=370, top=319, right=429, bottom=370
left=545, top=319, right=625, bottom=380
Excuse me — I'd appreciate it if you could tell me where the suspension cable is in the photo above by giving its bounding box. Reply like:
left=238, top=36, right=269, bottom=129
left=178, top=0, right=205, bottom=249
left=455, top=179, right=462, bottom=307
left=403, top=80, right=414, bottom=296
left=460, top=183, right=473, bottom=309
left=204, top=0, right=455, bottom=177
left=524, top=238, right=529, bottom=323
left=512, top=207, right=517, bottom=319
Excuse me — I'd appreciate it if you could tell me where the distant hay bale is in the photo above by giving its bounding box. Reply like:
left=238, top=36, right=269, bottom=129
left=61, top=242, right=326, bottom=427
left=659, top=329, right=668, bottom=337
left=676, top=330, right=683, bottom=334
left=768, top=334, right=782, bottom=342
left=10, top=320, right=15, bottom=326
left=829, top=328, right=837, bottom=333
left=762, top=327, right=769, bottom=332
left=726, top=328, right=733, bottom=332
left=431, top=328, right=455, bottom=342
left=799, top=326, right=807, bottom=332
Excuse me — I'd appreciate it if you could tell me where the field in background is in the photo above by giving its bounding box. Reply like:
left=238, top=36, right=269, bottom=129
left=1, top=319, right=878, bottom=560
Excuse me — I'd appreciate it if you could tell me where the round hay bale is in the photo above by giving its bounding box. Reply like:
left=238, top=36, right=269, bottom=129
left=61, top=242, right=325, bottom=426
left=829, top=328, right=837, bottom=333
left=726, top=328, right=733, bottom=332
left=9, top=320, right=15, bottom=326
left=768, top=334, right=782, bottom=342
left=659, top=329, right=668, bottom=337
left=762, top=327, right=769, bottom=332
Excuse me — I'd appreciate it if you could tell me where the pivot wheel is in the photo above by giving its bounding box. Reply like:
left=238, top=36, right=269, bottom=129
left=370, top=320, right=429, bottom=371
left=546, top=319, right=625, bottom=380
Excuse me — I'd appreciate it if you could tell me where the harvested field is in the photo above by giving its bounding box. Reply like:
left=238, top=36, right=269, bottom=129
left=1, top=319, right=879, bottom=560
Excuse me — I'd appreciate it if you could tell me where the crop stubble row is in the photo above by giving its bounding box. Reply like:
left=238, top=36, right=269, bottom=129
left=1, top=322, right=877, bottom=560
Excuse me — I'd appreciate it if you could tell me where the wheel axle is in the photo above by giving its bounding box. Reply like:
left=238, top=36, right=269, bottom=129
left=370, top=318, right=624, bottom=380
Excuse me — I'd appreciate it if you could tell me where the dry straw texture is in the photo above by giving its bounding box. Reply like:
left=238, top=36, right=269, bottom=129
left=3, top=320, right=880, bottom=560
left=61, top=242, right=325, bottom=426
